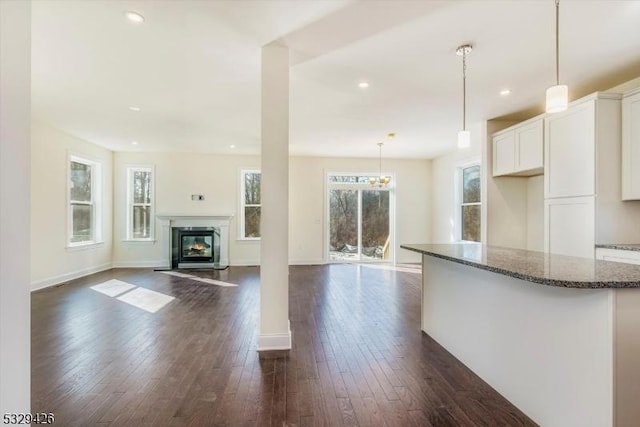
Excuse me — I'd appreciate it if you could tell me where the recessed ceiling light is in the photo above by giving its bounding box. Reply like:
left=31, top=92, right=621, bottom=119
left=358, top=82, right=369, bottom=88
left=125, top=11, right=145, bottom=24
left=230, top=145, right=236, bottom=149
left=131, top=141, right=138, bottom=145
left=500, top=89, right=512, bottom=96
left=129, top=106, right=141, bottom=111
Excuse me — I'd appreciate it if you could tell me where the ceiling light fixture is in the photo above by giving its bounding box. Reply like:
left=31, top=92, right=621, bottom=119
left=129, top=106, right=141, bottom=111
left=125, top=11, right=145, bottom=24
left=230, top=144, right=236, bottom=149
left=369, top=133, right=393, bottom=187
left=500, top=89, right=511, bottom=96
left=546, top=0, right=568, bottom=113
left=456, top=44, right=472, bottom=149
left=358, top=82, right=369, bottom=88
left=131, top=141, right=138, bottom=145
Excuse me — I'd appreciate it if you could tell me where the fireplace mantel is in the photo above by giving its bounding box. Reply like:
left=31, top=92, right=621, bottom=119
left=157, top=214, right=233, bottom=268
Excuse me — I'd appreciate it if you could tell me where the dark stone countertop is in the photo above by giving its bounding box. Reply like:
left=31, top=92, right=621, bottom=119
left=596, top=244, right=640, bottom=252
left=401, top=243, right=640, bottom=289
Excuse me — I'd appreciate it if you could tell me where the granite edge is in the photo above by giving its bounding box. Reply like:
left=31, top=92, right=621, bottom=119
left=400, top=244, right=639, bottom=289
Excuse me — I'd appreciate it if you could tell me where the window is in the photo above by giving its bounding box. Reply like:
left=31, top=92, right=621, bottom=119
left=126, top=166, right=154, bottom=240
left=240, top=170, right=261, bottom=239
left=458, top=163, right=481, bottom=242
left=68, top=155, right=102, bottom=246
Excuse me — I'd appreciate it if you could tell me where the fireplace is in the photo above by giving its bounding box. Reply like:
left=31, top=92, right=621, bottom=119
left=180, top=230, right=214, bottom=263
left=171, top=227, right=220, bottom=269
left=158, top=215, right=233, bottom=270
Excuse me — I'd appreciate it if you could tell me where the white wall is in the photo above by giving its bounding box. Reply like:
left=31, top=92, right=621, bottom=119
left=0, top=0, right=31, bottom=414
left=112, top=152, right=431, bottom=266
left=31, top=121, right=113, bottom=289
left=430, top=123, right=482, bottom=243
left=526, top=175, right=544, bottom=251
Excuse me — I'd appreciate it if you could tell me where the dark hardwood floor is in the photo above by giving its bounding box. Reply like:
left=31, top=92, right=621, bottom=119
left=31, top=264, right=537, bottom=426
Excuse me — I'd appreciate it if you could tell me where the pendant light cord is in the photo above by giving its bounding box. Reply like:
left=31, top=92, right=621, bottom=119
left=462, top=50, right=466, bottom=131
left=555, top=0, right=560, bottom=85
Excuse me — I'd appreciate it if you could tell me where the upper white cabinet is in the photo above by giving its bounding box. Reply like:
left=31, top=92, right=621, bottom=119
left=492, top=131, right=515, bottom=176
left=492, top=117, right=543, bottom=177
left=622, top=88, right=640, bottom=200
left=544, top=101, right=596, bottom=198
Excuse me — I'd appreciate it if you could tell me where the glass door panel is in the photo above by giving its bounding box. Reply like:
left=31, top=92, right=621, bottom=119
left=329, top=189, right=358, bottom=261
left=361, top=190, right=390, bottom=260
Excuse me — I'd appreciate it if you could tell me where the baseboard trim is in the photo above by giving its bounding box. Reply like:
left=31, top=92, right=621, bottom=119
left=31, top=262, right=113, bottom=292
left=289, top=259, right=325, bottom=265
left=257, top=329, right=292, bottom=351
left=112, top=260, right=167, bottom=268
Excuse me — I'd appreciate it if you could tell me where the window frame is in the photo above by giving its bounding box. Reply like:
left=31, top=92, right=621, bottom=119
left=67, top=153, right=103, bottom=248
left=239, top=169, right=261, bottom=241
left=455, top=160, right=482, bottom=243
left=125, top=165, right=155, bottom=241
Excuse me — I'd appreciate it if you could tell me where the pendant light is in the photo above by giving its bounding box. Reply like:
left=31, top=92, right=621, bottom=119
left=369, top=134, right=393, bottom=187
left=456, top=44, right=472, bottom=149
left=546, top=0, right=568, bottom=113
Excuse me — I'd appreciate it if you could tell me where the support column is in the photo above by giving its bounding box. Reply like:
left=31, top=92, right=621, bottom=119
left=0, top=0, right=31, bottom=414
left=258, top=42, right=291, bottom=350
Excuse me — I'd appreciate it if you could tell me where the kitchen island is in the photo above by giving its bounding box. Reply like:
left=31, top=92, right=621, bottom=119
left=401, top=243, right=640, bottom=427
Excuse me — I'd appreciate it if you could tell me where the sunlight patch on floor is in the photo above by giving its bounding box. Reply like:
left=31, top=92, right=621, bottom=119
left=117, top=287, right=175, bottom=313
left=159, top=271, right=238, bottom=287
left=90, top=279, right=175, bottom=313
left=90, top=279, right=136, bottom=297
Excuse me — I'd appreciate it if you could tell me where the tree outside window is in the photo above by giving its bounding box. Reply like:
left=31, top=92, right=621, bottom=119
left=241, top=170, right=261, bottom=239
left=127, top=166, right=153, bottom=240
left=68, top=155, right=101, bottom=245
left=460, top=164, right=481, bottom=242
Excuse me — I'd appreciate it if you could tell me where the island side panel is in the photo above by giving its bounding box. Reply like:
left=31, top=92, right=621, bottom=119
left=421, top=254, right=614, bottom=427
left=614, top=289, right=640, bottom=427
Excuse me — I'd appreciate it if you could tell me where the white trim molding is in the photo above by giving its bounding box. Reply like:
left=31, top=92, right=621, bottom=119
left=257, top=329, right=292, bottom=351
left=31, top=262, right=113, bottom=291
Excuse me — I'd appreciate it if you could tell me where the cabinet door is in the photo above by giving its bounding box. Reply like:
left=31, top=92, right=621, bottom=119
left=544, top=196, right=595, bottom=259
left=622, top=90, right=640, bottom=200
left=596, top=248, right=640, bottom=265
left=544, top=102, right=595, bottom=198
left=515, top=119, right=543, bottom=172
left=492, top=131, right=515, bottom=177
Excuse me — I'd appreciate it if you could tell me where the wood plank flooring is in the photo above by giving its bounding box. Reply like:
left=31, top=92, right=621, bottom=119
left=31, top=264, right=537, bottom=426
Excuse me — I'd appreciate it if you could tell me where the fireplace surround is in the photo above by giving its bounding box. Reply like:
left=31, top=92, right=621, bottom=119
left=157, top=215, right=232, bottom=269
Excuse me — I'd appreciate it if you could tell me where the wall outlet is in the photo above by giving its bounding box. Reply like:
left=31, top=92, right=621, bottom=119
left=191, top=194, right=205, bottom=201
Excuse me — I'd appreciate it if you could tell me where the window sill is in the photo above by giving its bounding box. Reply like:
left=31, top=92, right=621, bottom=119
left=238, top=238, right=261, bottom=242
left=122, top=239, right=156, bottom=244
left=66, top=241, right=105, bottom=252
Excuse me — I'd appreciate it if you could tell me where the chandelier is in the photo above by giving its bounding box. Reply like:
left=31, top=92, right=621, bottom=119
left=369, top=134, right=392, bottom=187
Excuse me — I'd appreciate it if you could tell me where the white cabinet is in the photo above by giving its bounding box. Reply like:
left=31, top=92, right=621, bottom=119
left=544, top=196, right=595, bottom=259
left=492, top=131, right=515, bottom=176
left=515, top=119, right=544, bottom=173
left=492, top=117, right=543, bottom=177
left=622, top=88, right=640, bottom=200
left=544, top=101, right=595, bottom=198
left=596, top=248, right=640, bottom=265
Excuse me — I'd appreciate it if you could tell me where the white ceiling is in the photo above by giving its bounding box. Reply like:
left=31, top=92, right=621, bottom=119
left=31, top=0, right=640, bottom=159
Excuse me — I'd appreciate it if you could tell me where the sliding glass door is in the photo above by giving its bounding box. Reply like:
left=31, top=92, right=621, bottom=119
left=327, top=174, right=393, bottom=262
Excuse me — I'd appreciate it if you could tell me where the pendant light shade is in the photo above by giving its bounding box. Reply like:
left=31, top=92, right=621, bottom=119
left=456, top=44, right=472, bottom=149
left=546, top=84, right=568, bottom=113
left=546, top=0, right=568, bottom=113
left=457, top=130, right=471, bottom=149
